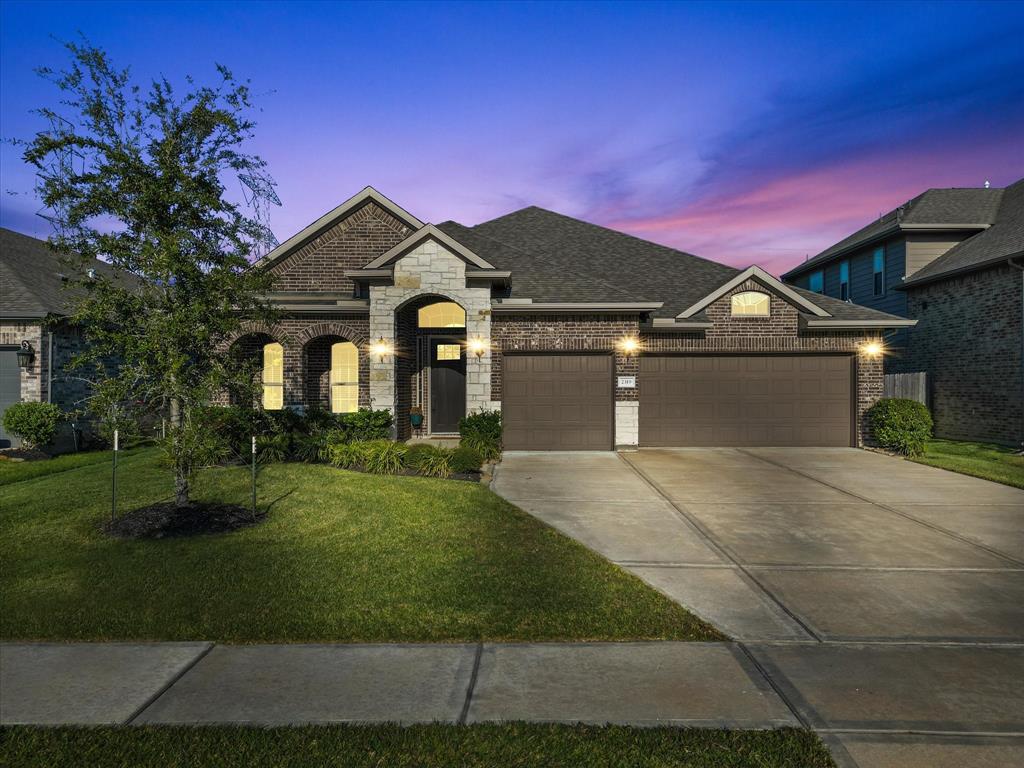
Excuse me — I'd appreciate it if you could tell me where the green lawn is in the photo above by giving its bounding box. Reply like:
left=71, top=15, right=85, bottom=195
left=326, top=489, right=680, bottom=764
left=0, top=447, right=149, bottom=486
left=0, top=447, right=719, bottom=642
left=0, top=725, right=836, bottom=768
left=912, top=439, right=1024, bottom=489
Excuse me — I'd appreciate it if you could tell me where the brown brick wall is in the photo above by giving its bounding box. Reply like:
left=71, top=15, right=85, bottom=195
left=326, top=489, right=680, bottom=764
left=222, top=315, right=371, bottom=409
left=491, top=281, right=885, bottom=446
left=899, top=264, right=1023, bottom=446
left=268, top=202, right=411, bottom=293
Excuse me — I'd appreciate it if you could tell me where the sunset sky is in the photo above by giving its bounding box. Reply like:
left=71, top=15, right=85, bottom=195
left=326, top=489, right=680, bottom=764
left=2, top=0, right=1022, bottom=274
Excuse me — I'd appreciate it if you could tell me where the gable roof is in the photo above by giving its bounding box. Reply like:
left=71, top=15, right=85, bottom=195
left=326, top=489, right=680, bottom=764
left=782, top=186, right=1006, bottom=280
left=901, top=177, right=1024, bottom=287
left=442, top=206, right=904, bottom=324
left=362, top=223, right=496, bottom=270
left=676, top=265, right=830, bottom=318
left=0, top=228, right=130, bottom=319
left=252, top=186, right=423, bottom=271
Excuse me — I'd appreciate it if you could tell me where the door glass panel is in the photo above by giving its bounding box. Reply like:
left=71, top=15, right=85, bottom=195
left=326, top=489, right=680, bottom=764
left=436, top=344, right=461, bottom=361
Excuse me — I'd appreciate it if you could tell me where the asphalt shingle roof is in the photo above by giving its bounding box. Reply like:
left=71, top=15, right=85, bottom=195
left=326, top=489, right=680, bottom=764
left=903, top=178, right=1024, bottom=286
left=782, top=187, right=1006, bottom=280
left=441, top=206, right=903, bottom=323
left=0, top=228, right=128, bottom=319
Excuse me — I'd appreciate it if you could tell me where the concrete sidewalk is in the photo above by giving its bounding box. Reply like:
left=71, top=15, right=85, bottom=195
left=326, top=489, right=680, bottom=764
left=3, top=640, right=1024, bottom=767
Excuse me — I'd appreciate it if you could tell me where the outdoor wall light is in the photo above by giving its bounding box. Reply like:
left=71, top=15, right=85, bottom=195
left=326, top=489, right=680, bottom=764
left=466, top=337, right=488, bottom=358
left=15, top=341, right=34, bottom=369
left=370, top=338, right=392, bottom=362
left=860, top=340, right=884, bottom=358
left=617, top=336, right=641, bottom=355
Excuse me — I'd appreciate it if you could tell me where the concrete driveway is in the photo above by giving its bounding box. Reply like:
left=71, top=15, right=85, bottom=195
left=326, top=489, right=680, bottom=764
left=492, top=448, right=1024, bottom=767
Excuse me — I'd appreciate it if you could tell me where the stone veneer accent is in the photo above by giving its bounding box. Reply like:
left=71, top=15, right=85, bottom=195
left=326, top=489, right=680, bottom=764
left=369, top=239, right=493, bottom=423
left=898, top=264, right=1023, bottom=446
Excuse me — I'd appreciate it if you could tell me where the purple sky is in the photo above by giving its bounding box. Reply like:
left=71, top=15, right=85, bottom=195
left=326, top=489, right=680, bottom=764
left=2, top=1, right=1022, bottom=274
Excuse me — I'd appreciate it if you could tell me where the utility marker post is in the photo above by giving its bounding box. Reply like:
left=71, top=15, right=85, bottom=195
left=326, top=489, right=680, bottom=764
left=111, top=429, right=119, bottom=523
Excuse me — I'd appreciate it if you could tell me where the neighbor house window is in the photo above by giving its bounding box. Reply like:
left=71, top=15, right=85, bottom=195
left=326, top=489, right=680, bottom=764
left=808, top=270, right=824, bottom=293
left=330, top=341, right=358, bottom=414
left=262, top=342, right=284, bottom=410
left=418, top=302, right=466, bottom=328
left=839, top=260, right=850, bottom=301
left=873, top=248, right=885, bottom=296
left=436, top=344, right=461, bottom=361
left=730, top=291, right=770, bottom=317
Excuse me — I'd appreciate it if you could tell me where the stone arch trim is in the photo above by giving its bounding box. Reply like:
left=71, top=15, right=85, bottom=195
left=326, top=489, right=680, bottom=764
left=392, top=292, right=465, bottom=315
left=294, top=322, right=369, bottom=348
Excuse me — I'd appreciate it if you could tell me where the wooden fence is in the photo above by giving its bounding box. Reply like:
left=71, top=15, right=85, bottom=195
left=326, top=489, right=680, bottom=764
left=883, top=372, right=928, bottom=406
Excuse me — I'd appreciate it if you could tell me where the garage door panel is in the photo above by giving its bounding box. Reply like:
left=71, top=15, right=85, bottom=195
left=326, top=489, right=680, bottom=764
left=640, top=355, right=852, bottom=447
left=503, top=354, right=613, bottom=450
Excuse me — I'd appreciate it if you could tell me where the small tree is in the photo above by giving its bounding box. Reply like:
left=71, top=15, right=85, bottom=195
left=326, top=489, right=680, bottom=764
left=22, top=41, right=279, bottom=507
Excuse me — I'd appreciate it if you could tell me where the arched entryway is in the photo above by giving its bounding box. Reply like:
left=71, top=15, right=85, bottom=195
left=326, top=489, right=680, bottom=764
left=394, top=295, right=468, bottom=438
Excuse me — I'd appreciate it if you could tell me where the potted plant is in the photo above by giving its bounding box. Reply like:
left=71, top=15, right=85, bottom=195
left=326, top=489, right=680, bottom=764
left=409, top=406, right=424, bottom=429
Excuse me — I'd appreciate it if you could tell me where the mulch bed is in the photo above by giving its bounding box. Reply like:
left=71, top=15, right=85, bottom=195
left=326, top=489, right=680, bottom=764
left=103, top=501, right=266, bottom=539
left=0, top=447, right=51, bottom=462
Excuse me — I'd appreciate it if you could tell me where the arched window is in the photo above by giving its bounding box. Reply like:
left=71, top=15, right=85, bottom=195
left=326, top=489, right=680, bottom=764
left=731, top=291, right=770, bottom=317
left=262, top=342, right=284, bottom=410
left=330, top=342, right=359, bottom=413
left=418, top=301, right=465, bottom=328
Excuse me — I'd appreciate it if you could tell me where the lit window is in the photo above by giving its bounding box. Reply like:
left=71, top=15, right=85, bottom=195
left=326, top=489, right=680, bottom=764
left=730, top=291, right=770, bottom=316
left=436, top=344, right=461, bottom=361
left=418, top=302, right=466, bottom=328
left=262, top=342, right=284, bottom=410
left=330, top=342, right=358, bottom=414
left=839, top=260, right=850, bottom=301
left=873, top=248, right=885, bottom=296
left=808, top=270, right=824, bottom=294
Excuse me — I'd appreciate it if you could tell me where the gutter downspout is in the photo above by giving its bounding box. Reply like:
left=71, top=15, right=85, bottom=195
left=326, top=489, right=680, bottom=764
left=1010, top=257, right=1024, bottom=452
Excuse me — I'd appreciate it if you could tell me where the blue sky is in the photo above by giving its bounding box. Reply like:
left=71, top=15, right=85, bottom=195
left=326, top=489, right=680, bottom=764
left=2, top=0, right=1022, bottom=272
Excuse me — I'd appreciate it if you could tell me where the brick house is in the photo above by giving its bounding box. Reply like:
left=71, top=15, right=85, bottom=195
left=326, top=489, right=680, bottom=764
left=782, top=178, right=1024, bottom=447
left=0, top=228, right=124, bottom=449
left=232, top=187, right=913, bottom=450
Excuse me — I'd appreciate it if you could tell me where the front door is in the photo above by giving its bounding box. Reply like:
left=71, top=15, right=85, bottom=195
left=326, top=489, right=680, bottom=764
left=430, top=339, right=466, bottom=433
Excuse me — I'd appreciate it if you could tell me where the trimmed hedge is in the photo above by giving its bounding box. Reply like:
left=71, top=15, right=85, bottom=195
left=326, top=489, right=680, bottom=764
left=2, top=402, right=63, bottom=449
left=868, top=398, right=933, bottom=457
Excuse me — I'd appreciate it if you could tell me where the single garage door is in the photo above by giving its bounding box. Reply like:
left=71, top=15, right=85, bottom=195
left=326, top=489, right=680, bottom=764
left=640, top=355, right=853, bottom=447
left=503, top=354, right=613, bottom=450
left=0, top=347, right=22, bottom=448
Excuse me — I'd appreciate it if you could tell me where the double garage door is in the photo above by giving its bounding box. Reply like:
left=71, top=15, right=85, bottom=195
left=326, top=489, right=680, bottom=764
left=502, top=353, right=852, bottom=450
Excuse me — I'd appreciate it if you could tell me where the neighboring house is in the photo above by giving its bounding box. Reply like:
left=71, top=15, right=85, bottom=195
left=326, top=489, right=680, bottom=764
left=230, top=186, right=912, bottom=450
left=0, top=228, right=123, bottom=449
left=782, top=179, right=1024, bottom=447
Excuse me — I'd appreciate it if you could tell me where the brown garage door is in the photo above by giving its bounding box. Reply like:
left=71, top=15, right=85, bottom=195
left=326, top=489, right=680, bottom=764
left=640, top=355, right=853, bottom=447
left=503, top=354, right=613, bottom=450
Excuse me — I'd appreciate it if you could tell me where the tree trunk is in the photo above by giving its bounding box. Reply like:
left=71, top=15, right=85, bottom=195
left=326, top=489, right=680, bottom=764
left=170, top=396, right=189, bottom=508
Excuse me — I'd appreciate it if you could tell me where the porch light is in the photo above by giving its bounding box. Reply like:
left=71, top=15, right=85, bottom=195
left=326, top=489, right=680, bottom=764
left=15, top=341, right=34, bottom=369
left=370, top=338, right=392, bottom=362
left=617, top=336, right=641, bottom=355
left=860, top=340, right=884, bottom=358
left=466, top=337, right=488, bottom=358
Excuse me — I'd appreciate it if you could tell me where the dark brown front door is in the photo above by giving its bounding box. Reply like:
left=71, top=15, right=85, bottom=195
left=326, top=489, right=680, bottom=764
left=430, top=339, right=465, bottom=433
left=640, top=355, right=853, bottom=447
left=502, top=354, right=613, bottom=450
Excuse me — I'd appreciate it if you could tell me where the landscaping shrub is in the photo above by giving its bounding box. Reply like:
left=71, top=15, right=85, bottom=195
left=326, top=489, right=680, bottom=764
left=292, top=431, right=328, bottom=463
left=451, top=444, right=483, bottom=474
left=868, top=398, right=933, bottom=457
left=405, top=444, right=453, bottom=478
left=195, top=406, right=268, bottom=455
left=256, top=432, right=291, bottom=463
left=461, top=434, right=501, bottom=463
left=459, top=410, right=501, bottom=462
left=339, top=409, right=393, bottom=441
left=2, top=402, right=63, bottom=449
left=362, top=439, right=408, bottom=475
left=459, top=410, right=501, bottom=441
left=327, top=440, right=368, bottom=469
